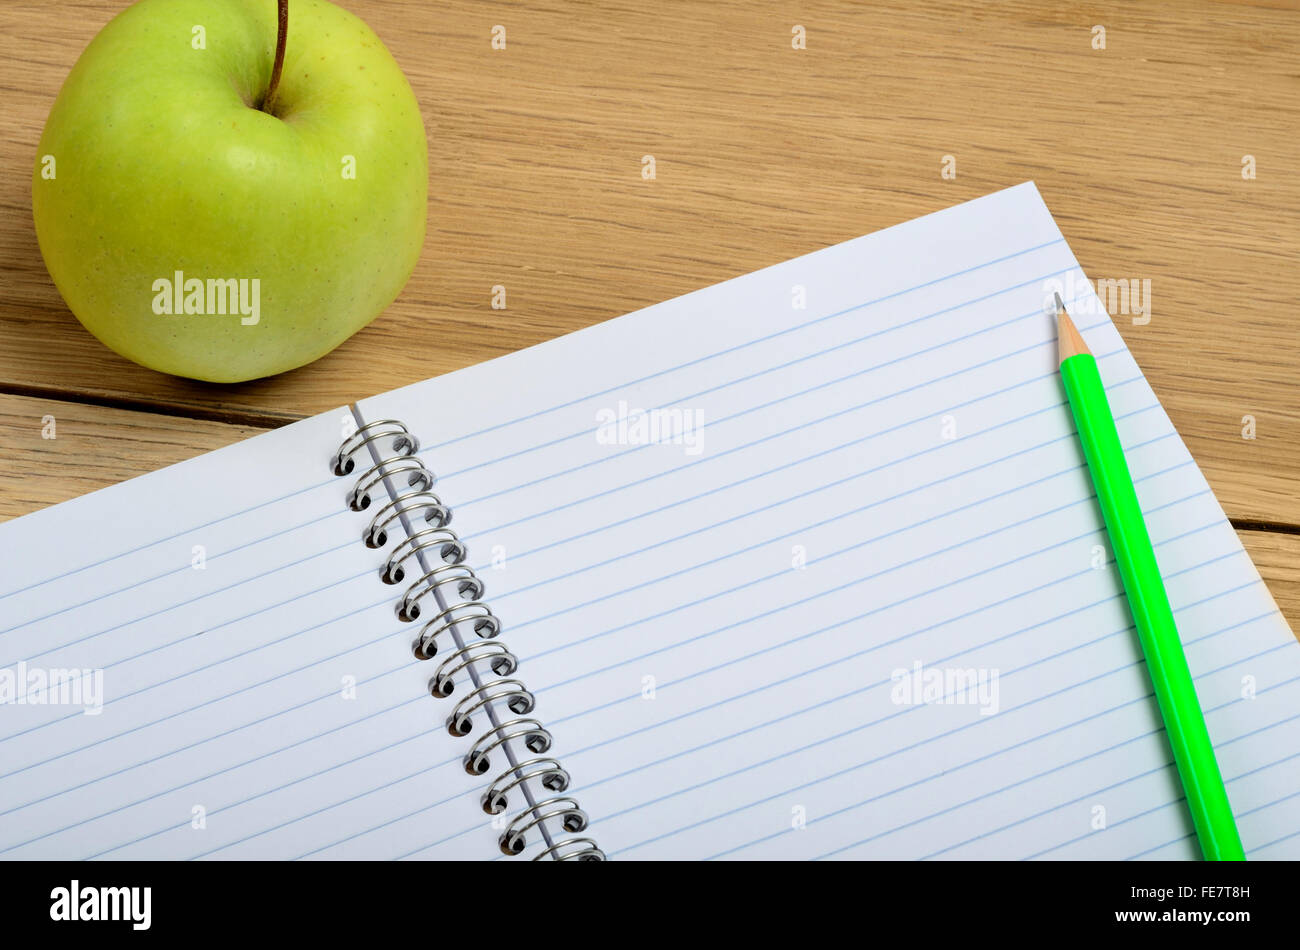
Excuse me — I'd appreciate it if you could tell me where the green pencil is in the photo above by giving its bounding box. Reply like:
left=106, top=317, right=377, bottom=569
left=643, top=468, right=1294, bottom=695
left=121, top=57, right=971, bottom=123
left=1055, top=293, right=1244, bottom=861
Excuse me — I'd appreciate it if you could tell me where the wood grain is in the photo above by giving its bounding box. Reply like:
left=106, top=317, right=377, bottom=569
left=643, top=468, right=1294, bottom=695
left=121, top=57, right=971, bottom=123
left=1, top=0, right=1297, bottom=664
left=1237, top=531, right=1300, bottom=640
left=0, top=0, right=1296, bottom=529
left=0, top=393, right=266, bottom=520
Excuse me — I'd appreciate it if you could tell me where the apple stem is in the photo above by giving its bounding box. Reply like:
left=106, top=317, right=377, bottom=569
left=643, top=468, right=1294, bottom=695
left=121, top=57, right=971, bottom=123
left=260, top=0, right=289, bottom=115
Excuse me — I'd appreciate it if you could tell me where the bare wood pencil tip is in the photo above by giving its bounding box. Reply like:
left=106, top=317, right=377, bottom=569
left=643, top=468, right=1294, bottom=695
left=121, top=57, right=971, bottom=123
left=1055, top=294, right=1091, bottom=363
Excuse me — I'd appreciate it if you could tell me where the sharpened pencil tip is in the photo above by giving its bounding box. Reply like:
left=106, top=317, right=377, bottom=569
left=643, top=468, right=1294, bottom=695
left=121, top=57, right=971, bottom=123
left=1055, top=294, right=1091, bottom=363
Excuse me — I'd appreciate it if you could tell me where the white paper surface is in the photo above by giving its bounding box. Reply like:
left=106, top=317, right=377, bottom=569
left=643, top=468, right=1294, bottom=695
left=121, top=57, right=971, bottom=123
left=358, top=183, right=1300, bottom=860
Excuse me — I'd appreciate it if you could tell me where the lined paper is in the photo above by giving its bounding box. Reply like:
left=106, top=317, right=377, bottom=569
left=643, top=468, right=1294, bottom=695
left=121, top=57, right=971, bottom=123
left=357, top=182, right=1300, bottom=859
left=0, top=412, right=499, bottom=859
left=4, top=183, right=1294, bottom=861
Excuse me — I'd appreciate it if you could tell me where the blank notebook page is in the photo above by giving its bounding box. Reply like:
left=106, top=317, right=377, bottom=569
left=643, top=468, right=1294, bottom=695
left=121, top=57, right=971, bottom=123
left=357, top=182, right=1300, bottom=860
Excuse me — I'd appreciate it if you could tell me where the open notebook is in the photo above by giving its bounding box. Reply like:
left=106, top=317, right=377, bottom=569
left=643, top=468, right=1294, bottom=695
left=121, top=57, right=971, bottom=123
left=2, top=182, right=1297, bottom=861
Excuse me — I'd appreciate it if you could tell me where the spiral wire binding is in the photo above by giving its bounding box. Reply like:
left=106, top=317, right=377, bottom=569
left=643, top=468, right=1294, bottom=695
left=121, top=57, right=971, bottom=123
left=334, top=419, right=605, bottom=861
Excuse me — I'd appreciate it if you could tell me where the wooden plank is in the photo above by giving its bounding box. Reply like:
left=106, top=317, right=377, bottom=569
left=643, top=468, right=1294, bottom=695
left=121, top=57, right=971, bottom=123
left=0, top=393, right=267, bottom=522
left=1237, top=530, right=1300, bottom=642
left=0, top=0, right=1296, bottom=525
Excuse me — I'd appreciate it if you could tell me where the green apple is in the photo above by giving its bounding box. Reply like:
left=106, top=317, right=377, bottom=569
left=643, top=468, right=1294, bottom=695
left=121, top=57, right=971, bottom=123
left=32, top=0, right=427, bottom=382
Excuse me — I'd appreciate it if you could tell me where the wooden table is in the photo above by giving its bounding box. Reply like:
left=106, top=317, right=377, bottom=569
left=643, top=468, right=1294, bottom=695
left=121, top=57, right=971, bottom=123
left=1, top=0, right=1296, bottom=631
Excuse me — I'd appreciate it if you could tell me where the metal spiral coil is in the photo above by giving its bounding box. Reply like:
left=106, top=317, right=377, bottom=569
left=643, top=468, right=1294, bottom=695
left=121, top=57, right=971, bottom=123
left=533, top=838, right=605, bottom=862
left=381, top=527, right=465, bottom=584
left=334, top=419, right=600, bottom=860
left=447, top=678, right=535, bottom=737
left=332, top=419, right=419, bottom=476
left=412, top=601, right=500, bottom=661
left=463, top=718, right=552, bottom=776
left=429, top=641, right=517, bottom=698
left=481, top=758, right=570, bottom=815
left=347, top=455, right=434, bottom=512
left=363, top=491, right=451, bottom=550
left=499, top=798, right=590, bottom=857
left=397, top=564, right=484, bottom=623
